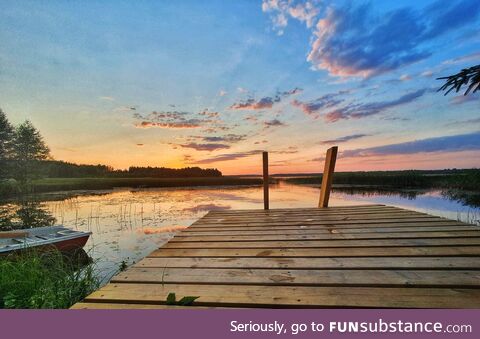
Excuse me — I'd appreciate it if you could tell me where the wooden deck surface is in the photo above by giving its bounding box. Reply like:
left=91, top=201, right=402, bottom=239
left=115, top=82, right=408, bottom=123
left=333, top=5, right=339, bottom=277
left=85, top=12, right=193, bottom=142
left=72, top=204, right=480, bottom=309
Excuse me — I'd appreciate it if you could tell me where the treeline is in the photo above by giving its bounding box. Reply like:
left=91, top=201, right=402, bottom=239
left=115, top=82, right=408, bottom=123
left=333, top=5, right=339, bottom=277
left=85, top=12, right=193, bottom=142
left=12, top=161, right=222, bottom=178
left=0, top=109, right=222, bottom=181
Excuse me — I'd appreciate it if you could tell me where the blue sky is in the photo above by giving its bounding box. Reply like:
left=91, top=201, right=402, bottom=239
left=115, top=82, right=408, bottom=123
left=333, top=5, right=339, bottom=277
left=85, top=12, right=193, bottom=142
left=0, top=0, right=479, bottom=174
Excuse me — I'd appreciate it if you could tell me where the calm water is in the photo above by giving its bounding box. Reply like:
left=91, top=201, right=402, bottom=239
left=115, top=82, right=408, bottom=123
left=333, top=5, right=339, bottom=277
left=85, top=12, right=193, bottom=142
left=3, top=183, right=480, bottom=281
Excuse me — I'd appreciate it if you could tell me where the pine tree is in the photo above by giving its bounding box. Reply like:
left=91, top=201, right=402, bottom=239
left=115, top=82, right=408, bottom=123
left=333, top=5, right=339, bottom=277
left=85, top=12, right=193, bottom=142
left=13, top=120, right=51, bottom=181
left=0, top=109, right=15, bottom=178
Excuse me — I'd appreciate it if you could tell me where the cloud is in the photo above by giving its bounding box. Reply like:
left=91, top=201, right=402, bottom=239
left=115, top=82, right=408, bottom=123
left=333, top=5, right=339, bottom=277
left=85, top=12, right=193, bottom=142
left=136, top=143, right=144, bottom=147
left=254, top=140, right=268, bottom=145
left=342, top=131, right=480, bottom=158
left=178, top=143, right=231, bottom=152
left=421, top=70, right=434, bottom=77
left=262, top=0, right=320, bottom=35
left=198, top=109, right=219, bottom=118
left=218, top=89, right=227, bottom=96
left=230, top=97, right=277, bottom=110
left=291, top=91, right=346, bottom=116
left=442, top=51, right=480, bottom=65
left=134, top=110, right=213, bottom=129
left=399, top=74, right=412, bottom=81
left=274, top=146, right=298, bottom=154
left=444, top=117, right=480, bottom=127
left=136, top=120, right=203, bottom=129
left=197, top=134, right=247, bottom=143
left=203, top=126, right=232, bottom=134
left=309, top=156, right=326, bottom=162
left=244, top=115, right=259, bottom=122
left=324, top=89, right=427, bottom=122
left=449, top=93, right=480, bottom=105
left=301, top=0, right=480, bottom=77
left=263, top=119, right=286, bottom=128
left=230, top=87, right=302, bottom=110
left=115, top=106, right=137, bottom=112
left=99, top=96, right=115, bottom=101
left=193, top=150, right=263, bottom=164
left=320, top=134, right=370, bottom=145
left=382, top=116, right=411, bottom=122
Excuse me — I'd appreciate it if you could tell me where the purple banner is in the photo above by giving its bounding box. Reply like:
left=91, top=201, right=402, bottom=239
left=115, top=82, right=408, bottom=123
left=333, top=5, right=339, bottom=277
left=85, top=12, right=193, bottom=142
left=0, top=309, right=477, bottom=339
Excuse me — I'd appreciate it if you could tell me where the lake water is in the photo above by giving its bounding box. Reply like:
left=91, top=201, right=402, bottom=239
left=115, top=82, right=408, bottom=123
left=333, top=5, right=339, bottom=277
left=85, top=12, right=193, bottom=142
left=2, top=182, right=479, bottom=282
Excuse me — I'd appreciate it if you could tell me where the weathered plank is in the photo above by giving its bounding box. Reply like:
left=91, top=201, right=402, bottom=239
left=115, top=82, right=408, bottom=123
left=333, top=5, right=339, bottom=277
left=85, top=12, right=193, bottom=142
left=149, top=246, right=480, bottom=257
left=191, top=218, right=453, bottom=228
left=180, top=225, right=478, bottom=236
left=171, top=231, right=480, bottom=242
left=70, top=302, right=213, bottom=309
left=84, top=283, right=480, bottom=308
left=204, top=204, right=387, bottom=215
left=196, top=213, right=439, bottom=225
left=112, top=267, right=480, bottom=288
left=163, top=237, right=480, bottom=249
left=182, top=221, right=468, bottom=232
left=136, top=256, right=480, bottom=269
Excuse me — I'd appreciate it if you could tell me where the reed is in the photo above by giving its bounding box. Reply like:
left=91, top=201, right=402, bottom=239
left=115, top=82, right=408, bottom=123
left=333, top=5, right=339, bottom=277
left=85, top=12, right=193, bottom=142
left=0, top=176, right=264, bottom=198
left=0, top=249, right=99, bottom=309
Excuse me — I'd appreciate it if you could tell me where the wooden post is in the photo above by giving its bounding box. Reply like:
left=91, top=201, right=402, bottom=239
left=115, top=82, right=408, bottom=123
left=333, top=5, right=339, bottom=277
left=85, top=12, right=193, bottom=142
left=318, top=146, right=338, bottom=208
left=263, top=151, right=269, bottom=210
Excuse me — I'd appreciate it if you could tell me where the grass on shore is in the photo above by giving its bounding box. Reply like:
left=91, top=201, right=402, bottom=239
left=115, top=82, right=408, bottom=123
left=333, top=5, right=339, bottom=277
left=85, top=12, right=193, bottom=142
left=283, top=169, right=480, bottom=191
left=0, top=249, right=99, bottom=309
left=0, top=176, right=264, bottom=198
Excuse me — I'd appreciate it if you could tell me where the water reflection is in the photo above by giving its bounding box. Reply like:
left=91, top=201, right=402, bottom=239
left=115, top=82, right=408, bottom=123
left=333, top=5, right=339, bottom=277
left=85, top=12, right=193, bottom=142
left=0, top=183, right=478, bottom=282
left=332, top=186, right=480, bottom=207
left=0, top=200, right=56, bottom=231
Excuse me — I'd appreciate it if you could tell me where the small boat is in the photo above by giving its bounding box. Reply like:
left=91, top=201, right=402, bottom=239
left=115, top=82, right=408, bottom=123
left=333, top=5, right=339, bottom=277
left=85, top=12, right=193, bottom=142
left=0, top=226, right=91, bottom=254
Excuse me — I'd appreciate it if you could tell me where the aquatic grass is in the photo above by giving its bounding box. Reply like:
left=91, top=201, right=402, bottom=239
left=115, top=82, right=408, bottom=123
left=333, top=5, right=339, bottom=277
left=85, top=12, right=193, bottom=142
left=0, top=177, right=264, bottom=198
left=0, top=249, right=100, bottom=309
left=283, top=169, right=480, bottom=190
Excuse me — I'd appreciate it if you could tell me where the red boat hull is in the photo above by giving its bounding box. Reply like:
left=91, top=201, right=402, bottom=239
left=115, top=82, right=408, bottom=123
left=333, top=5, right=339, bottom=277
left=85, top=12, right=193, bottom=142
left=49, top=234, right=90, bottom=252
left=12, top=234, right=90, bottom=254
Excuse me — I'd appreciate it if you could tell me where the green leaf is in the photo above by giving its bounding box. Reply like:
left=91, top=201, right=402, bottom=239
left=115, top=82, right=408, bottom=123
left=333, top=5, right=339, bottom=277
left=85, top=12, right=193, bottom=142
left=178, top=296, right=199, bottom=306
left=166, top=292, right=176, bottom=305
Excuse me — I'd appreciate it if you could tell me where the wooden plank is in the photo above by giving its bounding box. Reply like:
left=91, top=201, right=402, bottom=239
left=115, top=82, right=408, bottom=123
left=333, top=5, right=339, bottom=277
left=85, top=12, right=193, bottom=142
left=202, top=205, right=412, bottom=215
left=112, top=267, right=480, bottom=288
left=205, top=204, right=387, bottom=215
left=180, top=225, right=478, bottom=236
left=319, top=146, right=338, bottom=208
left=263, top=151, right=269, bottom=210
left=163, top=237, right=480, bottom=249
left=171, top=231, right=480, bottom=243
left=70, top=302, right=213, bottom=309
left=201, top=206, right=406, bottom=218
left=84, top=283, right=480, bottom=308
left=190, top=216, right=446, bottom=228
left=199, top=211, right=432, bottom=222
left=136, top=256, right=480, bottom=270
left=183, top=221, right=468, bottom=232
left=191, top=218, right=456, bottom=228
left=149, top=246, right=480, bottom=257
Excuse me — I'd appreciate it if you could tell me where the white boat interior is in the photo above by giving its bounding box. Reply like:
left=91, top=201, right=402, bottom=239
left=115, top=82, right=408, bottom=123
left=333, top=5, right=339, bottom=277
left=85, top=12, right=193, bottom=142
left=0, top=226, right=91, bottom=253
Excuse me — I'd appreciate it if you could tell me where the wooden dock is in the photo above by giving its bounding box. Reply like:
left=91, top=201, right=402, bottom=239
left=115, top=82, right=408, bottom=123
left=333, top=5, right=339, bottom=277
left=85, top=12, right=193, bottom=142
left=72, top=204, right=480, bottom=309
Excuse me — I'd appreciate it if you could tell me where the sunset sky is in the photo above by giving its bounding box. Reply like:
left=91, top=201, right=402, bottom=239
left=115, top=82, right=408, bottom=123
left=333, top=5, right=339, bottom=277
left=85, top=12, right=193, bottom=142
left=1, top=0, right=479, bottom=174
